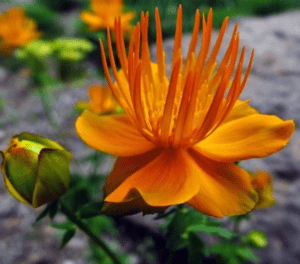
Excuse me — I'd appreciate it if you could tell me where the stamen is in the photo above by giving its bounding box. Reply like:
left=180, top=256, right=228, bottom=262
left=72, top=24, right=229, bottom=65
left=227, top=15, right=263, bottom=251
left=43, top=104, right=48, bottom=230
left=107, top=29, right=132, bottom=109
left=141, top=12, right=154, bottom=84
left=192, top=65, right=230, bottom=143
left=161, top=58, right=182, bottom=145
left=155, top=8, right=166, bottom=83
left=202, top=16, right=229, bottom=81
left=173, top=70, right=194, bottom=147
left=185, top=9, right=200, bottom=65
left=114, top=18, right=128, bottom=78
left=172, top=4, right=182, bottom=69
left=132, top=62, right=148, bottom=132
left=99, top=39, right=134, bottom=121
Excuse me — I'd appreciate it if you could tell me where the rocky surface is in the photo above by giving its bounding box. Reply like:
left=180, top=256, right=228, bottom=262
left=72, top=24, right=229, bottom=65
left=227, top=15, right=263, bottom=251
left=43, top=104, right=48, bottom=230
left=0, top=8, right=300, bottom=264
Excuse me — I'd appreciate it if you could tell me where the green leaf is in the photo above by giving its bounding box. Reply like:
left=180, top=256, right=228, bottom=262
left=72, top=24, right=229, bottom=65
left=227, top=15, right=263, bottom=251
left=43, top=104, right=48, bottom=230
left=87, top=215, right=116, bottom=236
left=77, top=201, right=104, bottom=219
left=236, top=247, right=260, bottom=263
left=33, top=203, right=52, bottom=225
left=188, top=232, right=206, bottom=264
left=166, top=208, right=207, bottom=251
left=211, top=243, right=260, bottom=263
left=51, top=221, right=75, bottom=230
left=187, top=224, right=233, bottom=239
left=60, top=228, right=76, bottom=249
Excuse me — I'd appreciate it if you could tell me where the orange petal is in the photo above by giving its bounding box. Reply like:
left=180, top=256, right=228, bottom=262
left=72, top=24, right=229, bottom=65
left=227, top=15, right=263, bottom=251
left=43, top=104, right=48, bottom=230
left=104, top=148, right=202, bottom=206
left=187, top=149, right=258, bottom=217
left=194, top=114, right=295, bottom=162
left=76, top=112, right=155, bottom=156
left=80, top=12, right=103, bottom=30
left=221, top=100, right=259, bottom=124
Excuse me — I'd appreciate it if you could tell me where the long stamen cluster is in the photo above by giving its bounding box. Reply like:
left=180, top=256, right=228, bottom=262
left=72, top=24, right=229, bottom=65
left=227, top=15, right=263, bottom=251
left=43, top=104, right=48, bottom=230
left=100, top=5, right=254, bottom=148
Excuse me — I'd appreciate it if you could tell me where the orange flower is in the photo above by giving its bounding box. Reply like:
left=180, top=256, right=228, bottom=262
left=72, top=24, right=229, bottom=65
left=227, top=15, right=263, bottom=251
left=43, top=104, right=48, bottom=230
left=81, top=0, right=135, bottom=32
left=77, top=85, right=119, bottom=114
left=76, top=6, right=294, bottom=217
left=251, top=171, right=275, bottom=210
left=0, top=7, right=41, bottom=55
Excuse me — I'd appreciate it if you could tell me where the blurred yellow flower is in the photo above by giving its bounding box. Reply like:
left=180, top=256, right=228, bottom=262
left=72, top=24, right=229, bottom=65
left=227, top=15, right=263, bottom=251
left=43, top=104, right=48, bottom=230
left=76, top=6, right=294, bottom=217
left=81, top=0, right=135, bottom=32
left=251, top=171, right=275, bottom=209
left=77, top=85, right=119, bottom=114
left=0, top=7, right=41, bottom=55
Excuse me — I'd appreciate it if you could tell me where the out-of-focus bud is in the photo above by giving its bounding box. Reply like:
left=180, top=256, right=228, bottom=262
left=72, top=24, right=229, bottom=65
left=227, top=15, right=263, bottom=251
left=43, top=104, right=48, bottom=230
left=251, top=171, right=275, bottom=210
left=243, top=231, right=268, bottom=249
left=1, top=132, right=72, bottom=208
left=76, top=85, right=121, bottom=115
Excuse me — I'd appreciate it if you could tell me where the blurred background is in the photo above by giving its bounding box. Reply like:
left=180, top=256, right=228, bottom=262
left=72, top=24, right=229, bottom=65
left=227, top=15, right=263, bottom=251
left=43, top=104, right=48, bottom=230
left=1, top=0, right=300, bottom=263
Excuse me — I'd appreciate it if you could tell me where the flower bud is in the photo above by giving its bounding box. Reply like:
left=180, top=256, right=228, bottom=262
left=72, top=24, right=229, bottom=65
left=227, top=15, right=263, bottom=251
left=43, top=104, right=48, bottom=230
left=1, top=132, right=72, bottom=208
left=244, top=231, right=268, bottom=249
left=251, top=171, right=275, bottom=210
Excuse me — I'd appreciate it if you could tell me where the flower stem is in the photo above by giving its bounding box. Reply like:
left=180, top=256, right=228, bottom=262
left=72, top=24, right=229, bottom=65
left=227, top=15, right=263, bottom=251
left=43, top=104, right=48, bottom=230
left=59, top=201, right=123, bottom=264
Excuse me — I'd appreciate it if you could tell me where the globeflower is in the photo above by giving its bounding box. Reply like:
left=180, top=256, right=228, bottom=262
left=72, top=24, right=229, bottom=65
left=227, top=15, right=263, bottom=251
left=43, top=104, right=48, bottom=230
left=76, top=6, right=294, bottom=217
left=81, top=0, right=135, bottom=32
left=76, top=85, right=119, bottom=115
left=0, top=7, right=41, bottom=55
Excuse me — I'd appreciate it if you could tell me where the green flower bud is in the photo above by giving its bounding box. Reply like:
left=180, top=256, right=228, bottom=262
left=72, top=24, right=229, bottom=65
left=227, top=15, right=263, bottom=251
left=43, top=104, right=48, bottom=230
left=243, top=231, right=268, bottom=249
left=1, top=132, right=72, bottom=208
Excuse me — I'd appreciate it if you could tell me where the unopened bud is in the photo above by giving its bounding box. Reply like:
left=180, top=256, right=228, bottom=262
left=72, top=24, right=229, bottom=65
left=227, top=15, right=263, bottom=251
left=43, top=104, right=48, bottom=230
left=1, top=132, right=72, bottom=208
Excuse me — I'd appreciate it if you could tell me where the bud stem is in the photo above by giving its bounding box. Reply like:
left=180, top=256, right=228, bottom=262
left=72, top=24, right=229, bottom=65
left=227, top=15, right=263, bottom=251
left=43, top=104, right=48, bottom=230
left=59, top=201, right=123, bottom=264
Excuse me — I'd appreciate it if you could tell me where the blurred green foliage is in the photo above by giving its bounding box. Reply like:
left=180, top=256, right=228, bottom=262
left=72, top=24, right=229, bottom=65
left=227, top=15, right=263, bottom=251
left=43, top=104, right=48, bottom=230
left=125, top=0, right=300, bottom=39
left=24, top=3, right=64, bottom=38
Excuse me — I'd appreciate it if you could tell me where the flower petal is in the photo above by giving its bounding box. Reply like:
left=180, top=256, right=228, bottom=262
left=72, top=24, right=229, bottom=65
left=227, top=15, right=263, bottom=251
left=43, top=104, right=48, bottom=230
left=104, top=148, right=202, bottom=206
left=80, top=11, right=102, bottom=30
left=76, top=112, right=156, bottom=156
left=187, top=148, right=258, bottom=217
left=221, top=100, right=259, bottom=124
left=195, top=114, right=295, bottom=162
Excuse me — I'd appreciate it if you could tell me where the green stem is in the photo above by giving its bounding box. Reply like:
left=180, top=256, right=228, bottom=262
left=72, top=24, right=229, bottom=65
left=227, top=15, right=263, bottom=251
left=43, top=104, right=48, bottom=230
left=59, top=201, right=123, bottom=264
left=231, top=217, right=242, bottom=243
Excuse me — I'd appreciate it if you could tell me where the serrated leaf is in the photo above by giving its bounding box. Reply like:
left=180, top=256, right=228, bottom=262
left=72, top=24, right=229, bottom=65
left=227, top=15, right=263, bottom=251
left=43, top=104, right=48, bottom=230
left=154, top=207, right=176, bottom=220
left=78, top=201, right=104, bottom=219
left=60, top=229, right=76, bottom=249
left=188, top=232, right=206, bottom=264
left=51, top=221, right=75, bottom=230
left=187, top=224, right=232, bottom=239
